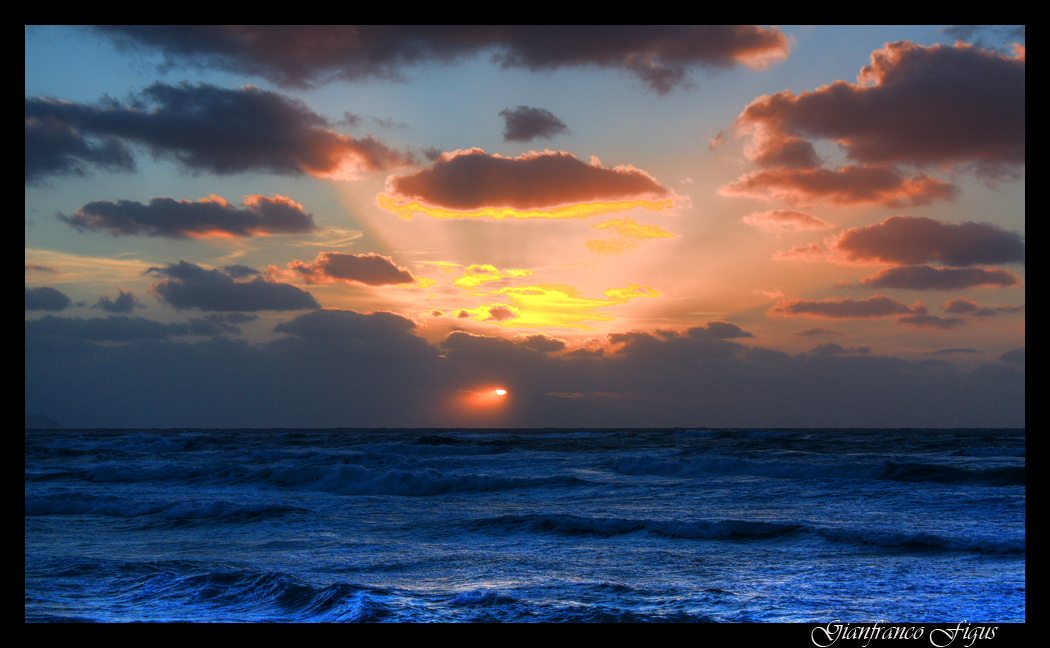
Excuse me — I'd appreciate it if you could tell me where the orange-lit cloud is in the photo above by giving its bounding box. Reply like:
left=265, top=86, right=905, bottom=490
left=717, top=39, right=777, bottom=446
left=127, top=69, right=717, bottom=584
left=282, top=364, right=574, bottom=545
left=281, top=252, right=417, bottom=286
left=720, top=165, right=956, bottom=207
left=383, top=149, right=672, bottom=218
left=742, top=209, right=835, bottom=234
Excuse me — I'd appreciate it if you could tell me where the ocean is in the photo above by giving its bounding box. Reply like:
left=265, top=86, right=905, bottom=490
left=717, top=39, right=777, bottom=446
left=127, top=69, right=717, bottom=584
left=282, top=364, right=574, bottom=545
left=25, top=427, right=1025, bottom=622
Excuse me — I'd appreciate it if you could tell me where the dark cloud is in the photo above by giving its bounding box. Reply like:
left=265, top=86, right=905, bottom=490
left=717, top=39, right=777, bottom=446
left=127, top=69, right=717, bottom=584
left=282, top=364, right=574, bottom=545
left=686, top=321, right=755, bottom=339
left=515, top=334, right=567, bottom=353
left=222, top=265, right=261, bottom=279
left=388, top=148, right=669, bottom=210
left=720, top=165, right=956, bottom=207
left=835, top=216, right=1025, bottom=267
left=500, top=106, right=569, bottom=142
left=858, top=265, right=1021, bottom=290
left=92, top=26, right=791, bottom=94
left=25, top=114, right=135, bottom=184
left=441, top=330, right=537, bottom=363
left=92, top=289, right=140, bottom=314
left=732, top=41, right=1025, bottom=174
left=148, top=261, right=320, bottom=312
left=285, top=252, right=416, bottom=286
left=61, top=194, right=316, bottom=238
left=770, top=295, right=914, bottom=319
left=25, top=83, right=412, bottom=183
left=26, top=286, right=72, bottom=311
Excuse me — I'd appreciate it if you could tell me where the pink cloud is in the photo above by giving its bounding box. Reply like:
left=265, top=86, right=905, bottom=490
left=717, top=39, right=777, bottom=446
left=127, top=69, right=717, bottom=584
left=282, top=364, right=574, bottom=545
left=720, top=165, right=955, bottom=207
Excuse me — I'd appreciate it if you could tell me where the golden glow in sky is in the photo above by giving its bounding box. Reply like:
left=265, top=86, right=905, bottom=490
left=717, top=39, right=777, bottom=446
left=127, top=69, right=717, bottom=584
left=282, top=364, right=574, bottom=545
left=376, top=194, right=675, bottom=221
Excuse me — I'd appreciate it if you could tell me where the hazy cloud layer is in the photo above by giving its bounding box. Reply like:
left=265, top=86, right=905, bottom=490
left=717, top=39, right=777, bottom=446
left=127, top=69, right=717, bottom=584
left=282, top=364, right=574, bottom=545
left=25, top=83, right=411, bottom=183
left=26, top=311, right=1024, bottom=428
left=858, top=265, right=1021, bottom=290
left=285, top=252, right=416, bottom=286
left=742, top=209, right=835, bottom=233
left=92, top=26, right=791, bottom=94
left=834, top=216, right=1025, bottom=266
left=500, top=106, right=569, bottom=142
left=61, top=194, right=317, bottom=238
left=148, top=261, right=320, bottom=311
left=1000, top=348, right=1025, bottom=365
left=24, top=314, right=224, bottom=341
left=732, top=41, right=1025, bottom=173
left=26, top=286, right=71, bottom=311
left=388, top=148, right=669, bottom=210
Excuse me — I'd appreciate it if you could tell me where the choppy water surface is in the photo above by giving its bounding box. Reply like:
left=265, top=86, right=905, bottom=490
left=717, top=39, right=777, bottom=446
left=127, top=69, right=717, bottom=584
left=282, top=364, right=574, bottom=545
left=25, top=428, right=1025, bottom=622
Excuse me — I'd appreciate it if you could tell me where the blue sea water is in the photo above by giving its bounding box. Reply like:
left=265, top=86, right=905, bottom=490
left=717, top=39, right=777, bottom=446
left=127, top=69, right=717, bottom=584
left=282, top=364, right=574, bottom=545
left=25, top=428, right=1025, bottom=622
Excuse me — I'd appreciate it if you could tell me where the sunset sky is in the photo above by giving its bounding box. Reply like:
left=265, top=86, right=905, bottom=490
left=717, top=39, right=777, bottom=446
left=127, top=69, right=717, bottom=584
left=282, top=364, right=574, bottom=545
left=25, top=26, right=1025, bottom=428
